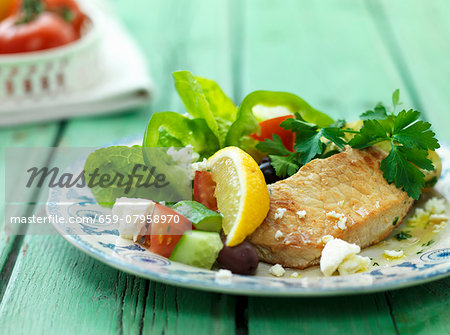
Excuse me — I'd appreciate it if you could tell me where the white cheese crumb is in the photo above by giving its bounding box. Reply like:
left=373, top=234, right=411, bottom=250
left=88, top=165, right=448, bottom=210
left=424, top=197, right=446, bottom=215
left=215, top=269, right=232, bottom=281
left=320, top=238, right=361, bottom=277
left=326, top=211, right=347, bottom=230
left=274, top=230, right=284, bottom=240
left=274, top=208, right=287, bottom=220
left=433, top=221, right=448, bottom=233
left=269, top=264, right=286, bottom=277
left=112, top=198, right=155, bottom=242
left=167, top=145, right=199, bottom=165
left=429, top=214, right=448, bottom=223
left=289, top=272, right=300, bottom=278
left=192, top=158, right=209, bottom=172
left=384, top=249, right=404, bottom=258
left=296, top=210, right=307, bottom=219
left=321, top=235, right=334, bottom=244
left=338, top=254, right=370, bottom=275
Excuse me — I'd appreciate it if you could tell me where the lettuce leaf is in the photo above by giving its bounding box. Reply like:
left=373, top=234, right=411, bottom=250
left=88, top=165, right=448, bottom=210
left=173, top=71, right=236, bottom=146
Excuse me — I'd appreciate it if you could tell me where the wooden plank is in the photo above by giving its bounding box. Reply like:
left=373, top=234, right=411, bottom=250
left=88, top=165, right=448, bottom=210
left=0, top=0, right=237, bottom=334
left=0, top=123, right=59, bottom=293
left=249, top=294, right=397, bottom=335
left=368, top=0, right=450, bottom=140
left=387, top=278, right=450, bottom=335
left=238, top=0, right=417, bottom=122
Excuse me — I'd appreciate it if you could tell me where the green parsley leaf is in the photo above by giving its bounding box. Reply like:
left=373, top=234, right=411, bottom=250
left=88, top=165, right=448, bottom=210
left=360, top=103, right=388, bottom=120
left=393, top=109, right=420, bottom=132
left=380, top=146, right=427, bottom=199
left=395, top=231, right=412, bottom=241
left=348, top=119, right=388, bottom=149
left=422, top=240, right=435, bottom=247
left=281, top=118, right=347, bottom=164
left=393, top=116, right=439, bottom=150
left=392, top=89, right=400, bottom=109
left=269, top=154, right=301, bottom=177
left=256, top=135, right=292, bottom=156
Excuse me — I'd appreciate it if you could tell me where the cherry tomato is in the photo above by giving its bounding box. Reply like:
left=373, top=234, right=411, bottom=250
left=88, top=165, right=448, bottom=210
left=193, top=171, right=218, bottom=211
left=44, top=0, right=86, bottom=37
left=0, top=0, right=20, bottom=21
left=0, top=11, right=77, bottom=54
left=143, top=204, right=192, bottom=258
left=250, top=115, right=295, bottom=151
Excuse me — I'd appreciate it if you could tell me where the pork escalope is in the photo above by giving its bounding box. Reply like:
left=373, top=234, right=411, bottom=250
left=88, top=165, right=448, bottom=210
left=247, top=146, right=414, bottom=269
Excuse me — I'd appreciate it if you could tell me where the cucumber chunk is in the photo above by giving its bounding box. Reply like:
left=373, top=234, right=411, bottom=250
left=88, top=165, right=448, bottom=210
left=172, top=201, right=222, bottom=233
left=169, top=231, right=223, bottom=269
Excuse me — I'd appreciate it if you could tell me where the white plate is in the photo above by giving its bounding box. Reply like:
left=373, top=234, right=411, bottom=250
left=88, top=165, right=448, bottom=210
left=47, top=139, right=450, bottom=296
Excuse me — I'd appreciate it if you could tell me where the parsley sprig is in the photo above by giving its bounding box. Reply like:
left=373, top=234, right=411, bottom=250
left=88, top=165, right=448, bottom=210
left=256, top=90, right=440, bottom=200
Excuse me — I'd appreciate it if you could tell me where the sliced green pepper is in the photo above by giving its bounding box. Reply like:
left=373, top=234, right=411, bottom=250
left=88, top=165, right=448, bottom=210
left=225, top=91, right=334, bottom=147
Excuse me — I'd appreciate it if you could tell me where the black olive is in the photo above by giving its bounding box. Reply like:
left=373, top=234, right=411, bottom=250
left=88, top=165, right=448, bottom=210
left=217, top=241, right=259, bottom=275
left=259, top=158, right=281, bottom=184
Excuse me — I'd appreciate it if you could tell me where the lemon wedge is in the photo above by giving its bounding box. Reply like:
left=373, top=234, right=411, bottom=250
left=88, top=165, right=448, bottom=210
left=207, top=146, right=270, bottom=246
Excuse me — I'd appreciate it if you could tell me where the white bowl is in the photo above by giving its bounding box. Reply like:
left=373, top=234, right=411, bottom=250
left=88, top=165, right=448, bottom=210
left=0, top=6, right=103, bottom=101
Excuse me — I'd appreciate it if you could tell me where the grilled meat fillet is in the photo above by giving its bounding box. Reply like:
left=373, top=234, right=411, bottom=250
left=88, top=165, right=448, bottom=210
left=247, top=146, right=414, bottom=269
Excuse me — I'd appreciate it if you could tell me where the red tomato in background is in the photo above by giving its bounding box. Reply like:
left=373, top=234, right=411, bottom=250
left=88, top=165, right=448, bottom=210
left=250, top=115, right=295, bottom=151
left=0, top=11, right=77, bottom=54
left=143, top=204, right=192, bottom=258
left=193, top=171, right=218, bottom=211
left=44, top=0, right=86, bottom=37
left=0, top=0, right=20, bottom=21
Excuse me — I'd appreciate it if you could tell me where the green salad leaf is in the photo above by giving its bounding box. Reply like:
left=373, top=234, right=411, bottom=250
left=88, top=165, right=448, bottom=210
left=143, top=111, right=220, bottom=159
left=84, top=146, right=152, bottom=208
left=173, top=71, right=236, bottom=146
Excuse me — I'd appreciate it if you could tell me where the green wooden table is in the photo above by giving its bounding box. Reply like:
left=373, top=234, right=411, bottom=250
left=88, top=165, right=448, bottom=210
left=1, top=0, right=449, bottom=334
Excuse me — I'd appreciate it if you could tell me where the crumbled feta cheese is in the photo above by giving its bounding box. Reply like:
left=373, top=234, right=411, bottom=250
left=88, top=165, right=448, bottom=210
left=274, top=230, right=284, bottom=240
left=269, top=264, right=286, bottom=277
left=167, top=145, right=199, bottom=165
left=424, top=197, right=446, bottom=215
left=326, top=211, right=347, bottom=230
left=429, top=214, right=449, bottom=223
left=407, top=197, right=448, bottom=229
left=296, top=210, right=307, bottom=219
left=384, top=249, right=404, bottom=258
left=192, top=158, right=209, bottom=172
left=112, top=198, right=155, bottom=242
left=289, top=272, right=300, bottom=278
left=321, top=235, right=334, bottom=244
left=337, top=254, right=370, bottom=275
left=433, top=221, right=448, bottom=233
left=274, top=208, right=287, bottom=220
left=215, top=269, right=232, bottom=281
left=320, top=238, right=360, bottom=277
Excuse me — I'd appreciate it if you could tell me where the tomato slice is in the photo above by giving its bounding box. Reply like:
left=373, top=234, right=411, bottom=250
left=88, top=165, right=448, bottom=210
left=250, top=115, right=295, bottom=151
left=143, top=203, right=192, bottom=258
left=194, top=171, right=218, bottom=211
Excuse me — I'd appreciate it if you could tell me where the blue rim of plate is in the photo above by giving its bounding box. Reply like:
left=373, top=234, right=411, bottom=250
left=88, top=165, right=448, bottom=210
left=47, top=138, right=450, bottom=296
